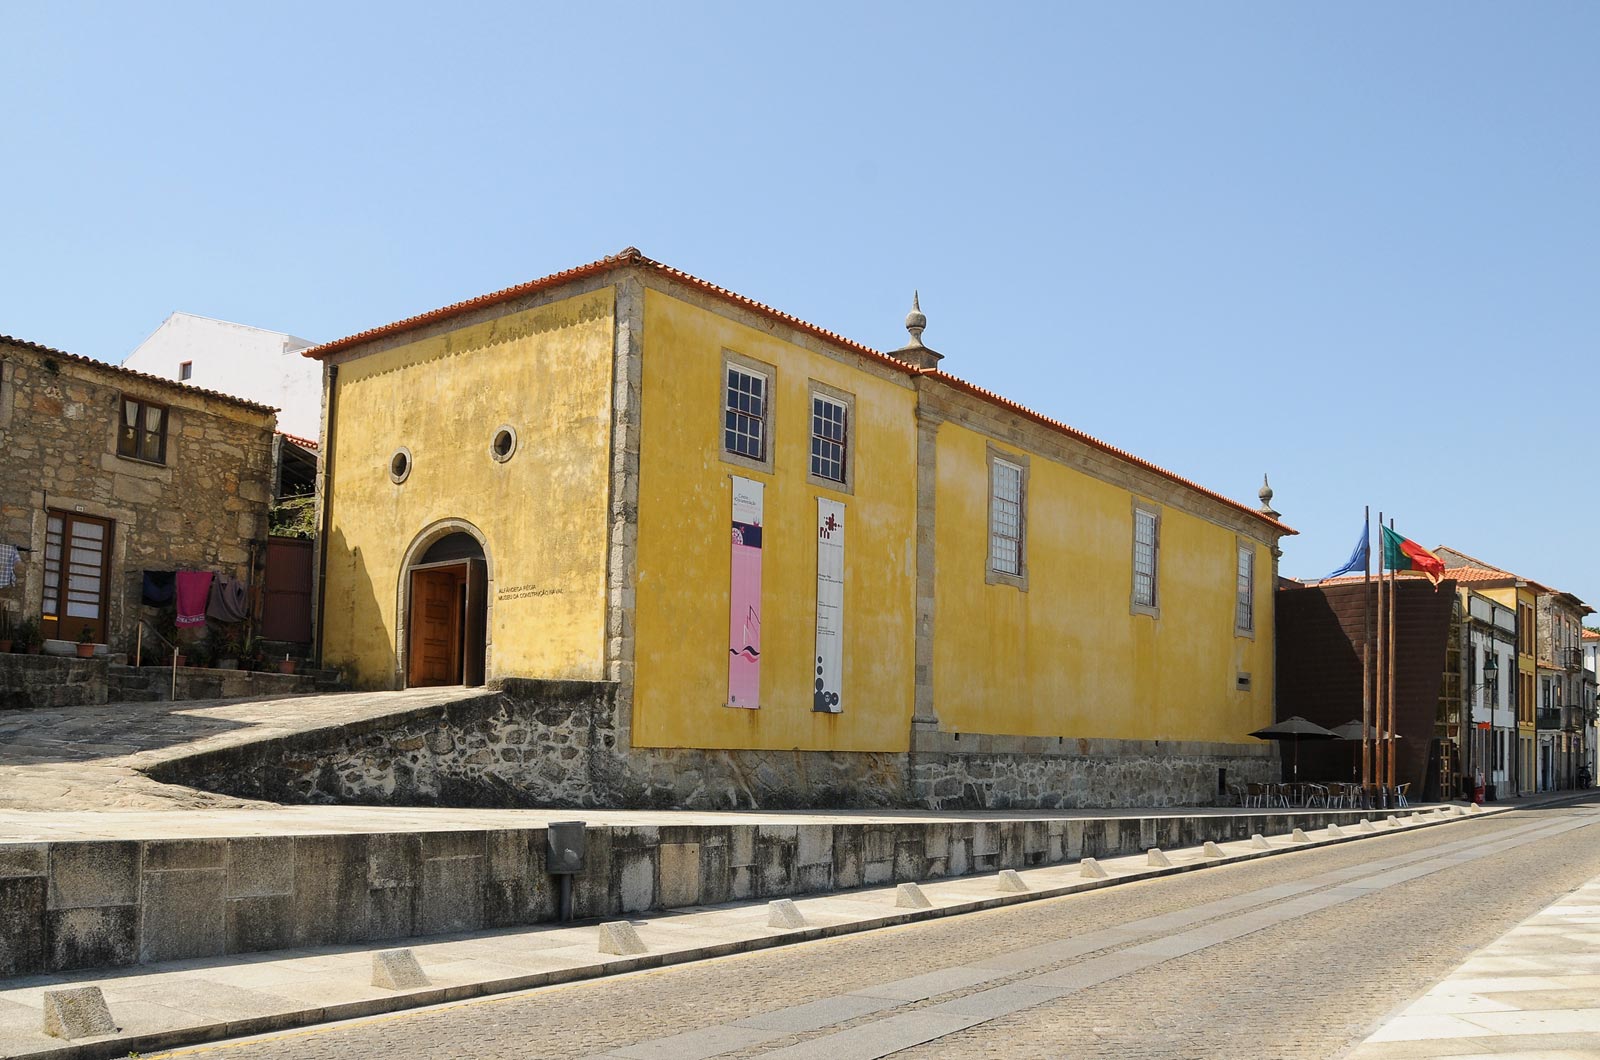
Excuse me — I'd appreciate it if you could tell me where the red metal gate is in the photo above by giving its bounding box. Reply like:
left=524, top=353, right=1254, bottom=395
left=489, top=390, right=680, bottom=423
left=261, top=536, right=313, bottom=643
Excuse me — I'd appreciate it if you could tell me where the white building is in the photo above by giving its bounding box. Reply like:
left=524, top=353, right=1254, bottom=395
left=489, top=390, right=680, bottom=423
left=123, top=312, right=320, bottom=439
left=1465, top=591, right=1517, bottom=798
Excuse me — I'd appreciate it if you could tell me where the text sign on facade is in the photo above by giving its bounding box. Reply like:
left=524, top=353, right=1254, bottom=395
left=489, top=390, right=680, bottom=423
left=814, top=499, right=844, bottom=713
left=727, top=476, right=763, bottom=708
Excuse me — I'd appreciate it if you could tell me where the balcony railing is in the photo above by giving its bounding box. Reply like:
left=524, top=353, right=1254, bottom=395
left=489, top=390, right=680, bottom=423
left=1537, top=707, right=1564, bottom=730
left=1560, top=646, right=1586, bottom=670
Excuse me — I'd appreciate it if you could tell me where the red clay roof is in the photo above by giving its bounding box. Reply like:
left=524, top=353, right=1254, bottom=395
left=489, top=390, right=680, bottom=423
left=1, top=333, right=278, bottom=415
left=276, top=430, right=319, bottom=450
left=302, top=248, right=1293, bottom=536
left=1583, top=628, right=1598, bottom=641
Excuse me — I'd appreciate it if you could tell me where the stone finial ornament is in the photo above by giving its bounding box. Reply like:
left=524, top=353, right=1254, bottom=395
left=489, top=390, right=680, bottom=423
left=905, top=291, right=927, bottom=347
left=890, top=292, right=943, bottom=370
left=1258, top=474, right=1281, bottom=519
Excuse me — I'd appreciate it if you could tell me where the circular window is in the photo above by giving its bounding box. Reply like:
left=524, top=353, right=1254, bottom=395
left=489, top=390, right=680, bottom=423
left=490, top=425, right=518, bottom=463
left=389, top=447, right=412, bottom=484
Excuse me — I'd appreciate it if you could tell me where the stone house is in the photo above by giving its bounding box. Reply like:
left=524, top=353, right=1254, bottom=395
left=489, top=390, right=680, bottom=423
left=0, top=334, right=277, bottom=653
left=307, top=248, right=1293, bottom=809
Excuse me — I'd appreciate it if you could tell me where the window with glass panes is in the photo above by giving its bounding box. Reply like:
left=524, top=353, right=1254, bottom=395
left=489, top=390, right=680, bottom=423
left=724, top=365, right=767, bottom=461
left=1235, top=545, right=1254, bottom=632
left=118, top=397, right=168, bottom=464
left=989, top=459, right=1024, bottom=575
left=1133, top=509, right=1159, bottom=608
left=810, top=394, right=847, bottom=483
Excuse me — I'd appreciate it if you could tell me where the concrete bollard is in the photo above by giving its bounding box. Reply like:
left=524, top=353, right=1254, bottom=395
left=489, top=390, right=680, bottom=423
left=1386, top=816, right=1402, bottom=828
left=1203, top=841, right=1224, bottom=858
left=1326, top=824, right=1344, bottom=838
left=1251, top=834, right=1271, bottom=849
left=372, top=948, right=430, bottom=990
left=895, top=882, right=933, bottom=909
left=1453, top=805, right=1467, bottom=816
left=598, top=920, right=649, bottom=955
left=1360, top=819, right=1377, bottom=832
left=1291, top=828, right=1311, bottom=843
left=767, top=899, right=807, bottom=929
left=1146, top=848, right=1173, bottom=867
left=1080, top=857, right=1109, bottom=878
left=42, top=987, right=115, bottom=1040
left=1468, top=803, right=1483, bottom=814
left=997, top=869, right=1029, bottom=893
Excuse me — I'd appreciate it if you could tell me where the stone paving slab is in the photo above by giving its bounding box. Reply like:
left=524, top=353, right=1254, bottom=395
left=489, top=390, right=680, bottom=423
left=1346, top=875, right=1600, bottom=1058
left=0, top=806, right=1489, bottom=1060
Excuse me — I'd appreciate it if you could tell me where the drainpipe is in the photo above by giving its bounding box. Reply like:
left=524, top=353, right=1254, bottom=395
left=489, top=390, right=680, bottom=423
left=312, top=363, right=338, bottom=667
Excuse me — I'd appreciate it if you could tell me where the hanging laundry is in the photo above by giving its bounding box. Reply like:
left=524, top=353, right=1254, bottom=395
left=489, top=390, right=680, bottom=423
left=141, top=570, right=176, bottom=606
left=174, top=571, right=213, bottom=628
left=0, top=544, right=18, bottom=589
left=206, top=575, right=250, bottom=624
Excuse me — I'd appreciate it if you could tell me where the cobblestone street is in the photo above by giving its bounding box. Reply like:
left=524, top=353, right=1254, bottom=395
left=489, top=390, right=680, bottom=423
left=148, top=797, right=1600, bottom=1060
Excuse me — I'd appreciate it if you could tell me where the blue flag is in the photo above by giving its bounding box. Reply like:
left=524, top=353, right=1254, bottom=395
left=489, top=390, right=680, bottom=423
left=1323, top=523, right=1370, bottom=580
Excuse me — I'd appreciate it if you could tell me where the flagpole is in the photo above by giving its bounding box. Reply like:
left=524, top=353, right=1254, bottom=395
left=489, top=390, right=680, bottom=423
left=1387, top=517, right=1398, bottom=793
left=1375, top=510, right=1385, bottom=802
left=1362, top=505, right=1372, bottom=793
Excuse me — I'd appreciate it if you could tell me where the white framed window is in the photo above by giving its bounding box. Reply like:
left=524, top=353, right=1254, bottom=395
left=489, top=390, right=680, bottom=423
left=178, top=360, right=193, bottom=381
left=1131, top=503, right=1160, bottom=616
left=720, top=351, right=775, bottom=475
left=986, top=447, right=1027, bottom=588
left=805, top=381, right=856, bottom=493
left=1235, top=542, right=1255, bottom=635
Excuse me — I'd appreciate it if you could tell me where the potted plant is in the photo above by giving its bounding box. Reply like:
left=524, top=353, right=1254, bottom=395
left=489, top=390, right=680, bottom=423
left=278, top=654, right=297, bottom=675
left=75, top=626, right=96, bottom=658
left=186, top=639, right=213, bottom=669
left=215, top=625, right=244, bottom=670
left=17, top=618, right=42, bottom=655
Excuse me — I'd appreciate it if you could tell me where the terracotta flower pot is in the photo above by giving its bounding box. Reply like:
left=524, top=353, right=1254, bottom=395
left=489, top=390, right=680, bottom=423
left=278, top=659, right=297, bottom=675
left=173, top=654, right=187, bottom=668
left=75, top=642, right=95, bottom=659
left=0, top=640, right=11, bottom=654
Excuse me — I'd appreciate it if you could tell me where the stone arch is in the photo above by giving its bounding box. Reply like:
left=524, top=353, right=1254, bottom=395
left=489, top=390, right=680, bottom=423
left=395, top=518, right=495, bottom=688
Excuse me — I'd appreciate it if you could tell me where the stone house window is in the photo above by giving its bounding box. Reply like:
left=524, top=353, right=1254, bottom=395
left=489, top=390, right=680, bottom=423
left=720, top=350, right=775, bottom=475
left=178, top=361, right=192, bottom=381
left=1131, top=503, right=1161, bottom=617
left=986, top=446, right=1027, bottom=589
left=806, top=381, right=855, bottom=493
left=1235, top=542, right=1255, bottom=636
left=118, top=395, right=168, bottom=464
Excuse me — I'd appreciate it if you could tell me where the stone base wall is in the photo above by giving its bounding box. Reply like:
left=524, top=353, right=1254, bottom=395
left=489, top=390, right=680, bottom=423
left=0, top=654, right=109, bottom=710
left=0, top=807, right=1404, bottom=976
left=908, top=732, right=1278, bottom=810
left=152, top=680, right=905, bottom=810
left=150, top=680, right=1276, bottom=811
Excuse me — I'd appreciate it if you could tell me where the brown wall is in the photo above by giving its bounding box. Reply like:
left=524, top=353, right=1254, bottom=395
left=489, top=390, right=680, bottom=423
left=1276, top=579, right=1456, bottom=791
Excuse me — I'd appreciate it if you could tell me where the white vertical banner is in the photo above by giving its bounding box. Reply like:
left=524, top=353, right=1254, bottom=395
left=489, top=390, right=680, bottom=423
left=814, top=498, right=844, bottom=713
left=727, top=477, right=764, bottom=709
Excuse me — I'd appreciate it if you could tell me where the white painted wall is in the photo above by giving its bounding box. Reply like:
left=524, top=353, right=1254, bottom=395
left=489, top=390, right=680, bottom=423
left=122, top=312, right=320, bottom=438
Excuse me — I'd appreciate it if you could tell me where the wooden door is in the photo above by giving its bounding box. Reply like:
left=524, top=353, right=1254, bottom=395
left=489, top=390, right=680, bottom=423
left=43, top=511, right=113, bottom=643
left=463, top=558, right=487, bottom=686
left=262, top=536, right=313, bottom=643
left=407, top=566, right=463, bottom=686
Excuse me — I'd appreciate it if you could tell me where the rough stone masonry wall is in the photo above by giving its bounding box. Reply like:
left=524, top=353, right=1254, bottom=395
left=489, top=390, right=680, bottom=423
left=152, top=680, right=1273, bottom=812
left=153, top=680, right=906, bottom=809
left=909, top=732, right=1278, bottom=810
left=0, top=654, right=109, bottom=710
left=0, top=341, right=275, bottom=653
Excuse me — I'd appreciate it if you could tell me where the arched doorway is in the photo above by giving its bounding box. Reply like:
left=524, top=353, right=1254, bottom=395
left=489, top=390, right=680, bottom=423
left=398, top=523, right=490, bottom=688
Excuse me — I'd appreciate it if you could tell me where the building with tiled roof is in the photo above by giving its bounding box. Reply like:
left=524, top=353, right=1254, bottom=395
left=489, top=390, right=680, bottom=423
left=307, top=249, right=1296, bottom=810
left=0, top=333, right=277, bottom=657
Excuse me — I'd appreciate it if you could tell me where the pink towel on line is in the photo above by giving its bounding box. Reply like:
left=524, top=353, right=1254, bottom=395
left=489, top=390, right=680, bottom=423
left=175, top=571, right=213, bottom=627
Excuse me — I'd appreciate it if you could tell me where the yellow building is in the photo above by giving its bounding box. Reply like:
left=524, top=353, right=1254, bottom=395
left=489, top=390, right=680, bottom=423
left=308, top=249, right=1294, bottom=807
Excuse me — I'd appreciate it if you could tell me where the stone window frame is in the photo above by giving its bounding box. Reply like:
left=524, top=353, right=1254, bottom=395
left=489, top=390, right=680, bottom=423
left=1130, top=499, right=1161, bottom=618
left=805, top=379, right=855, bottom=495
left=985, top=443, right=1028, bottom=590
left=116, top=394, right=170, bottom=466
left=1234, top=538, right=1256, bottom=639
left=719, top=349, right=776, bottom=476
left=489, top=424, right=518, bottom=464
left=389, top=446, right=413, bottom=485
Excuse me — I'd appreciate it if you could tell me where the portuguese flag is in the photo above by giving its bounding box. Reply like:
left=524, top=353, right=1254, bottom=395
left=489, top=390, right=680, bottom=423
left=1381, top=526, right=1445, bottom=586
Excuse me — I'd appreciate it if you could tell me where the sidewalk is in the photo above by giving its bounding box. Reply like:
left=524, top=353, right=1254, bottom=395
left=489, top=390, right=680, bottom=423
left=1347, top=870, right=1600, bottom=1057
left=0, top=804, right=1493, bottom=1060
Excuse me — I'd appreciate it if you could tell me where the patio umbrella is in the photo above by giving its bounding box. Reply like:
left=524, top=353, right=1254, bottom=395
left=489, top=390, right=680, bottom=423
left=1249, top=716, right=1338, bottom=780
left=1329, top=719, right=1402, bottom=780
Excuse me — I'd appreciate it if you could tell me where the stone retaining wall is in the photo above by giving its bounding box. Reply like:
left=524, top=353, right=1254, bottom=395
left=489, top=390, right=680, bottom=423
left=151, top=680, right=1277, bottom=811
left=0, top=654, right=109, bottom=710
left=0, top=807, right=1402, bottom=976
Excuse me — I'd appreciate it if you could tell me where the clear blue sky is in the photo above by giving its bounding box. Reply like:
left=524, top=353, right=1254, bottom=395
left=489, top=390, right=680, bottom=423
left=3, top=3, right=1595, bottom=606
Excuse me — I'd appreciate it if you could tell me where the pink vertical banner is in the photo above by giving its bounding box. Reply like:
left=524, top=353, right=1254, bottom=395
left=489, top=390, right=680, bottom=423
left=728, top=476, right=764, bottom=708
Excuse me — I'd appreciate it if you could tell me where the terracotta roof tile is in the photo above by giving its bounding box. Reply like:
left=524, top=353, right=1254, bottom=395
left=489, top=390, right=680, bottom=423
left=302, top=248, right=1293, bottom=536
left=1, top=333, right=278, bottom=415
left=276, top=430, right=319, bottom=450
